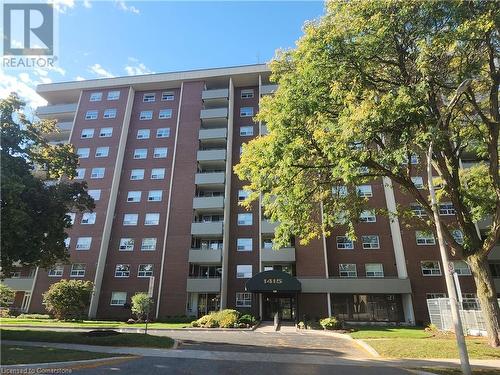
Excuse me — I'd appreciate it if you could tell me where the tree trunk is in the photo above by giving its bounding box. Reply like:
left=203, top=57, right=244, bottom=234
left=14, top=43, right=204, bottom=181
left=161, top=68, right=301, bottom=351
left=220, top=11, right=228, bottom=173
left=467, top=254, right=500, bottom=347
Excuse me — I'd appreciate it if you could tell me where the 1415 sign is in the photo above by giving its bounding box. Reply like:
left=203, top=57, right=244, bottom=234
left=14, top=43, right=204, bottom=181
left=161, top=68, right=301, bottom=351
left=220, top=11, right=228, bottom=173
left=263, top=278, right=283, bottom=284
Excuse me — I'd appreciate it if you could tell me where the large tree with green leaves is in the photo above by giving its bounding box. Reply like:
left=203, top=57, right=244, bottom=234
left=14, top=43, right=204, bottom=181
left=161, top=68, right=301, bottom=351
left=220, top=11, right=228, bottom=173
left=235, top=0, right=500, bottom=346
left=1, top=93, right=94, bottom=277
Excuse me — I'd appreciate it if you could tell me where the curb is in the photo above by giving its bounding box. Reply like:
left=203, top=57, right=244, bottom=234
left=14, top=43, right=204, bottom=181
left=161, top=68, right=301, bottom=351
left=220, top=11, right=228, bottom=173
left=1, top=356, right=135, bottom=369
left=352, top=339, right=380, bottom=358
left=1, top=325, right=257, bottom=332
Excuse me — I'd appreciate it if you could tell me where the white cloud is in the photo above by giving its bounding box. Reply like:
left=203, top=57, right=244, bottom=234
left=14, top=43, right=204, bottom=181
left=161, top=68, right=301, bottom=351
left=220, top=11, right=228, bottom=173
left=50, top=0, right=75, bottom=13
left=88, top=64, right=114, bottom=78
left=75, top=76, right=85, bottom=81
left=116, top=0, right=140, bottom=14
left=124, top=60, right=154, bottom=76
left=0, top=71, right=47, bottom=109
left=19, top=73, right=31, bottom=84
left=83, top=0, right=92, bottom=8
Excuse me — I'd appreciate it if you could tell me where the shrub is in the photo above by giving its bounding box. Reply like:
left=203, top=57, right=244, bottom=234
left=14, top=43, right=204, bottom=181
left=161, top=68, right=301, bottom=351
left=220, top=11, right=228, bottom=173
left=191, top=320, right=199, bottom=327
left=297, top=321, right=305, bottom=329
left=213, top=309, right=239, bottom=328
left=320, top=317, right=342, bottom=330
left=17, top=313, right=51, bottom=319
left=42, top=279, right=93, bottom=320
left=0, top=284, right=15, bottom=308
left=131, top=293, right=153, bottom=321
left=126, top=318, right=136, bottom=324
left=238, top=314, right=256, bottom=325
left=0, top=308, right=11, bottom=318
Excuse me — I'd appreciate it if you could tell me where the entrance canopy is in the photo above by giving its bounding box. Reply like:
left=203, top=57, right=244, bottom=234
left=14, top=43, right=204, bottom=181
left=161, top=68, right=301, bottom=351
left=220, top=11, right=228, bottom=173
left=245, top=270, right=301, bottom=293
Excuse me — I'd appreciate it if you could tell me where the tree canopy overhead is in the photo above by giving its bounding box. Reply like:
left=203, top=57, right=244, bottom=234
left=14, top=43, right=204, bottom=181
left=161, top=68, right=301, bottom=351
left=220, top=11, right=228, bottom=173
left=235, top=0, right=500, bottom=345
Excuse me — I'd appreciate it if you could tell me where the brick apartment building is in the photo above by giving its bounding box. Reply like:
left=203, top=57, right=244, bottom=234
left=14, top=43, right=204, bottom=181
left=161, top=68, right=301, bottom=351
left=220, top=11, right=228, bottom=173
left=3, top=64, right=500, bottom=324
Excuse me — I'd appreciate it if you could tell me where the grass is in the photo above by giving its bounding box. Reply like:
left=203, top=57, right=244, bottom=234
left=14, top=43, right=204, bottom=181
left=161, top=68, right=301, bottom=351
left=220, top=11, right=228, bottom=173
left=1, top=329, right=175, bottom=348
left=0, top=317, right=191, bottom=329
left=416, top=368, right=500, bottom=375
left=1, top=345, right=119, bottom=365
left=349, top=326, right=432, bottom=339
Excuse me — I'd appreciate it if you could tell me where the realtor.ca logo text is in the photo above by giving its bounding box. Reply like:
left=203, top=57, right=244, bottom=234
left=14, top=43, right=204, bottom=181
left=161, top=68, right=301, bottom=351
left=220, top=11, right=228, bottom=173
left=2, top=2, right=58, bottom=68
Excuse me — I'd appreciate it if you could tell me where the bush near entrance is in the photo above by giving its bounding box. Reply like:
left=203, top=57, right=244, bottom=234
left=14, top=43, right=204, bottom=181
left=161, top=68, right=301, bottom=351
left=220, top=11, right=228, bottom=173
left=320, top=317, right=342, bottom=330
left=42, top=279, right=93, bottom=320
left=191, top=309, right=257, bottom=328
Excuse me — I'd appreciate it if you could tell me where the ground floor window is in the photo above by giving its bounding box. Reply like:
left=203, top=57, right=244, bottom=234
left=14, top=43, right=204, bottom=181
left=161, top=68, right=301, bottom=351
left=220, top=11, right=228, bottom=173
left=330, top=294, right=404, bottom=322
left=236, top=292, right=252, bottom=308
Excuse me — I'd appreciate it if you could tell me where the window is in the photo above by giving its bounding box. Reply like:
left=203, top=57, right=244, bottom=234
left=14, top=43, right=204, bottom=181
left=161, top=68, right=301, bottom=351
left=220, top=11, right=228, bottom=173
left=410, top=203, right=426, bottom=217
left=350, top=141, right=364, bottom=151
left=145, top=213, right=160, bottom=225
left=409, top=154, right=419, bottom=164
left=236, top=292, right=252, bottom=307
left=359, top=210, right=376, bottom=222
left=115, top=264, right=130, bottom=278
left=130, top=169, right=145, bottom=180
left=439, top=202, right=455, bottom=216
left=143, top=93, right=156, bottom=102
left=76, top=237, right=92, bottom=250
left=141, top=238, right=157, bottom=251
left=490, top=263, right=500, bottom=278
left=91, top=167, right=105, bottom=179
left=138, top=264, right=154, bottom=278
left=361, top=235, right=380, bottom=249
left=237, top=213, right=252, bottom=226
left=137, top=129, right=150, bottom=139
left=70, top=264, right=85, bottom=277
left=240, top=107, right=254, bottom=117
left=110, top=292, right=127, bottom=306
left=366, top=263, right=384, bottom=277
left=238, top=190, right=249, bottom=201
left=161, top=91, right=174, bottom=101
left=107, top=90, right=120, bottom=100
left=358, top=166, right=369, bottom=175
left=421, top=261, right=441, bottom=276
left=263, top=239, right=273, bottom=249
left=81, top=128, right=94, bottom=139
left=64, top=237, right=71, bottom=248
left=452, top=260, right=471, bottom=276
left=81, top=212, right=96, bottom=224
left=411, top=176, right=424, bottom=189
left=103, top=108, right=117, bottom=119
left=240, top=126, right=254, bottom=136
left=153, top=147, right=168, bottom=158
left=127, top=191, right=142, bottom=202
left=77, top=148, right=90, bottom=158
left=332, top=186, right=348, bottom=198
left=200, top=239, right=223, bottom=250
left=427, top=293, right=447, bottom=299
left=123, top=214, right=138, bottom=226
left=95, top=147, right=109, bottom=158
left=140, top=111, right=153, bottom=120
left=151, top=168, right=165, bottom=180
left=241, top=89, right=254, bottom=99
left=119, top=238, right=134, bottom=251
left=99, top=127, right=113, bottom=137
left=85, top=110, right=98, bottom=120
left=237, top=238, right=252, bottom=252
left=339, top=264, right=357, bottom=278
left=416, top=231, right=436, bottom=245
left=48, top=265, right=64, bottom=277
left=67, top=212, right=76, bottom=225
left=134, top=148, right=147, bottom=159
left=452, top=229, right=464, bottom=245
left=88, top=189, right=101, bottom=201
left=90, top=92, right=102, bottom=101
left=159, top=109, right=172, bottom=119
left=336, top=236, right=354, bottom=250
left=236, top=265, right=252, bottom=278
left=356, top=185, right=373, bottom=198
left=148, top=190, right=162, bottom=202
left=156, top=128, right=170, bottom=138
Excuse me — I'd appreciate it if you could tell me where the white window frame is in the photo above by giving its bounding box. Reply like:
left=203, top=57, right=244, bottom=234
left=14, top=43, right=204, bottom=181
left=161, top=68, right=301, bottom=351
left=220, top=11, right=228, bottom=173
left=85, top=110, right=98, bottom=120
left=236, top=292, right=252, bottom=307
left=452, top=260, right=472, bottom=276
left=237, top=213, right=252, bottom=226
left=48, top=265, right=64, bottom=277
left=114, top=264, right=130, bottom=278
left=130, top=169, right=145, bottom=180
left=151, top=168, right=165, bottom=180
left=90, top=167, right=105, bottom=179
left=241, top=89, right=254, bottom=99
left=103, top=108, right=117, bottom=119
left=127, top=191, right=142, bottom=203
left=123, top=214, right=138, bottom=226
left=365, top=263, right=384, bottom=278
left=148, top=190, right=162, bottom=202
left=416, top=231, right=436, bottom=245
left=67, top=212, right=76, bottom=225
left=138, top=264, right=153, bottom=278
left=421, top=261, right=442, bottom=276
left=161, top=91, right=174, bottom=101
left=76, top=237, right=92, bottom=250
left=339, top=264, right=357, bottom=278
left=95, top=146, right=109, bottom=158
left=65, top=237, right=71, bottom=248
left=119, top=238, right=134, bottom=251
left=240, top=107, right=254, bottom=117
left=77, top=148, right=90, bottom=158
left=81, top=212, right=96, bottom=225
left=336, top=236, right=354, bottom=250
left=361, top=235, right=380, bottom=249
left=137, top=129, right=150, bottom=139
left=134, top=148, right=148, bottom=159
left=144, top=213, right=160, bottom=226
left=156, top=128, right=170, bottom=138
left=237, top=238, right=252, bottom=252
left=107, top=90, right=120, bottom=100
left=356, top=185, right=373, bottom=198
left=141, top=238, right=157, bottom=251
left=427, top=293, right=447, bottom=299
left=240, top=126, right=254, bottom=136
left=139, top=110, right=153, bottom=120
left=89, top=92, right=102, bottom=102
left=439, top=202, right=455, bottom=216
left=110, top=292, right=127, bottom=306
left=159, top=109, right=172, bottom=119
left=143, top=93, right=156, bottom=102
left=88, top=189, right=101, bottom=201
left=236, top=265, right=252, bottom=279
left=70, top=264, right=86, bottom=277
left=410, top=203, right=426, bottom=217
left=359, top=210, right=376, bottom=222
left=80, top=128, right=94, bottom=139
left=332, top=185, right=348, bottom=198
left=99, top=127, right=113, bottom=138
left=153, top=147, right=168, bottom=158
left=411, top=176, right=424, bottom=189
left=238, top=190, right=250, bottom=201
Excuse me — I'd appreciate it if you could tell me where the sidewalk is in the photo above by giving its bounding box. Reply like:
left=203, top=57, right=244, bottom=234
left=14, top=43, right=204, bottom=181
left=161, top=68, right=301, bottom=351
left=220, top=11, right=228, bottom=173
left=3, top=340, right=500, bottom=369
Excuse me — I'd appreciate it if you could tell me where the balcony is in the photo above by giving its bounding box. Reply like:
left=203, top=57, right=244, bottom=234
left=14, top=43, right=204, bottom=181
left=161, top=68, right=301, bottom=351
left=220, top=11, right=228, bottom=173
left=200, top=108, right=228, bottom=128
left=36, top=103, right=77, bottom=121
left=186, top=277, right=221, bottom=293
left=195, top=172, right=225, bottom=187
left=261, top=220, right=278, bottom=234
left=261, top=247, right=295, bottom=262
left=261, top=84, right=278, bottom=96
left=193, top=196, right=224, bottom=212
left=197, top=149, right=226, bottom=169
left=191, top=221, right=224, bottom=237
left=202, top=88, right=229, bottom=101
left=199, top=128, right=227, bottom=142
left=1, top=277, right=34, bottom=291
left=188, top=249, right=222, bottom=264
left=261, top=124, right=268, bottom=135
left=297, top=277, right=412, bottom=294
left=45, top=121, right=73, bottom=142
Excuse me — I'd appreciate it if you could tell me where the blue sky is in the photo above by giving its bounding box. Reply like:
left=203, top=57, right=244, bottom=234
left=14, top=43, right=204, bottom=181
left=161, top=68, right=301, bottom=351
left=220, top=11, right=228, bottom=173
left=2, top=0, right=325, bottom=109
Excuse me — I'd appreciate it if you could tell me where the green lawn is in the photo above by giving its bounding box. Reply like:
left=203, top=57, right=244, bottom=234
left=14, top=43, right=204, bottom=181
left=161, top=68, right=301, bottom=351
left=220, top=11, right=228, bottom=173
left=416, top=368, right=500, bottom=375
left=1, top=329, right=175, bottom=348
left=1, top=345, right=120, bottom=365
left=0, top=317, right=191, bottom=329
left=349, top=326, right=432, bottom=339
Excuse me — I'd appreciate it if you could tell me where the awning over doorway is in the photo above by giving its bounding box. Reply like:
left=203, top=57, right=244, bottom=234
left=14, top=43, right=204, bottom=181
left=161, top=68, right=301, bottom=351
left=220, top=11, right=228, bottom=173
left=245, top=270, right=301, bottom=293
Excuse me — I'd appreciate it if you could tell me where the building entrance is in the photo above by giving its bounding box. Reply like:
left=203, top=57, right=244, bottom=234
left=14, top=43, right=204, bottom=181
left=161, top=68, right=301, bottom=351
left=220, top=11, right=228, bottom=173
left=262, top=293, right=297, bottom=321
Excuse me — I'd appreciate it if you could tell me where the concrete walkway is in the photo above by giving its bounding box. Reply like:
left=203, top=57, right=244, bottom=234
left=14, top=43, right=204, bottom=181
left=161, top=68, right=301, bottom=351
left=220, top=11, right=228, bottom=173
left=3, top=340, right=500, bottom=370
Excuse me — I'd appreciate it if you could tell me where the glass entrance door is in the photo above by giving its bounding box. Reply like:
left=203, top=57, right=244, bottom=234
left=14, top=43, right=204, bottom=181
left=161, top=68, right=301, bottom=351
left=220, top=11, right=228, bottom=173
left=263, top=294, right=296, bottom=321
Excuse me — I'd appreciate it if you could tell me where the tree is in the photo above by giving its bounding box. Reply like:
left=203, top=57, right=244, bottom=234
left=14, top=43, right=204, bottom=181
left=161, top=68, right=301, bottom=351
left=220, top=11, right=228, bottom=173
left=0, top=284, right=15, bottom=308
left=1, top=94, right=94, bottom=277
left=235, top=1, right=500, bottom=346
left=131, top=293, right=153, bottom=321
left=42, top=279, right=94, bottom=320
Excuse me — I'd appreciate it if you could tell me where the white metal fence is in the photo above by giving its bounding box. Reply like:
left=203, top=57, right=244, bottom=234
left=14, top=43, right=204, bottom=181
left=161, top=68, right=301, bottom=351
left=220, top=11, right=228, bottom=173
left=427, top=298, right=500, bottom=336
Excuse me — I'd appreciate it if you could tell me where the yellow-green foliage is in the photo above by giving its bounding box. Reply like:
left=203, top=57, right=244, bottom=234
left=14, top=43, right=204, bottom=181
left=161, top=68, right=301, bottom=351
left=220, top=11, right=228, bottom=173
left=192, top=309, right=240, bottom=328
